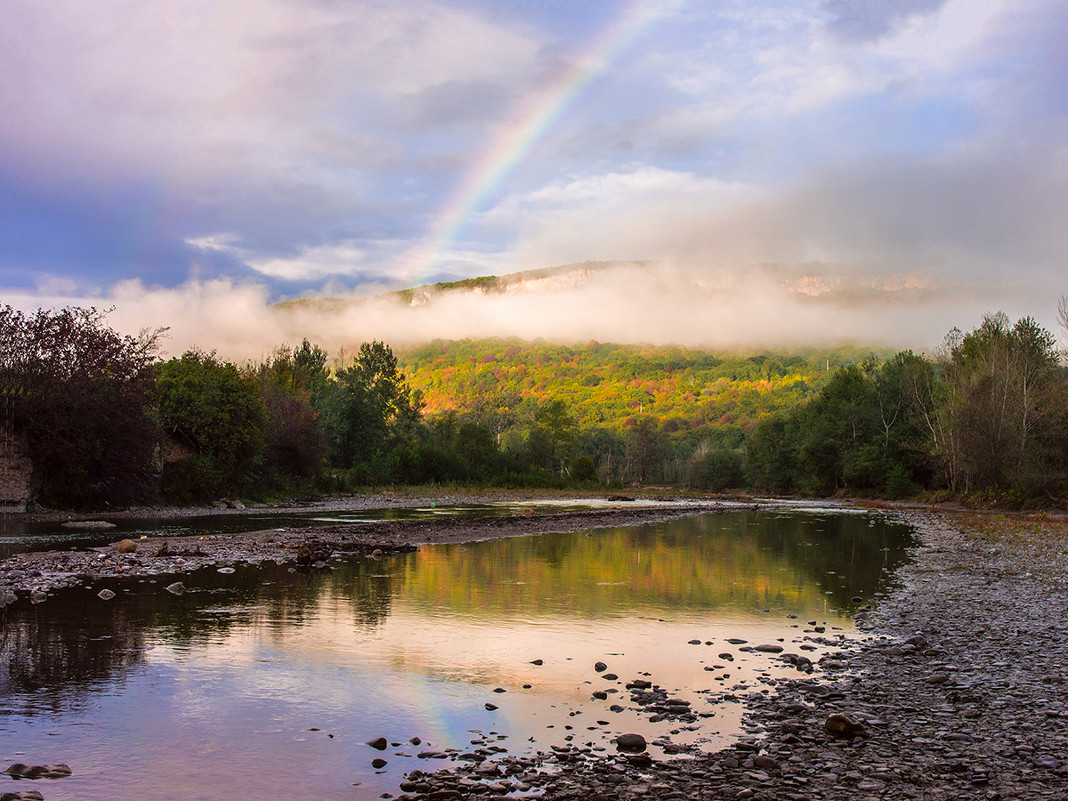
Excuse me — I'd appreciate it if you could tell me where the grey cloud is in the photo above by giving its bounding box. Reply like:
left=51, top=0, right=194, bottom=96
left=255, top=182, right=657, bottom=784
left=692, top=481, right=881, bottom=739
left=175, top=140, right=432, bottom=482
left=822, top=0, right=948, bottom=42
left=394, top=80, right=519, bottom=130
left=780, top=151, right=1068, bottom=273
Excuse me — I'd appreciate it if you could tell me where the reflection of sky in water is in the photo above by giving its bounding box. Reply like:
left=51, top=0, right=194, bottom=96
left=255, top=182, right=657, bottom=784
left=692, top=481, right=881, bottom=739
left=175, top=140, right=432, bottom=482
left=0, top=510, right=913, bottom=801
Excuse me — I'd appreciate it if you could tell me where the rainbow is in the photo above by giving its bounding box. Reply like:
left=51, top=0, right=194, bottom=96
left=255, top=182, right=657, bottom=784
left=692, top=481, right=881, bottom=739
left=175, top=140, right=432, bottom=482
left=414, top=1, right=677, bottom=283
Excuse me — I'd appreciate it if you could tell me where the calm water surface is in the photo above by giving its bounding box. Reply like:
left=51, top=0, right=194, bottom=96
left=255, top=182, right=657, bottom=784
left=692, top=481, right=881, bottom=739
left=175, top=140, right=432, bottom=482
left=0, top=509, right=913, bottom=800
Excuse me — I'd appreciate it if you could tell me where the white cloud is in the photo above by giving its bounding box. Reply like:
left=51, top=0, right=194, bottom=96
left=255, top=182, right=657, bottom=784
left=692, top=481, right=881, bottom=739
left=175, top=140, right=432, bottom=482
left=6, top=262, right=1058, bottom=367
left=247, top=242, right=371, bottom=281
left=646, top=0, right=1010, bottom=144
left=186, top=233, right=251, bottom=258
left=0, top=0, right=544, bottom=188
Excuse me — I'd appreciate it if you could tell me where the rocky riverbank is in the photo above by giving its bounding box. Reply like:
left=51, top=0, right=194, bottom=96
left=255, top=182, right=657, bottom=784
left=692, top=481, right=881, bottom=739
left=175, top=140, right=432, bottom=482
left=383, top=510, right=1068, bottom=801
left=0, top=501, right=728, bottom=601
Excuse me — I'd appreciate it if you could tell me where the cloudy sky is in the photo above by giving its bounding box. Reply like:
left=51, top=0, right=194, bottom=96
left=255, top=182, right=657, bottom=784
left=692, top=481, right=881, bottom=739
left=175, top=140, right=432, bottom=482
left=2, top=0, right=1065, bottom=354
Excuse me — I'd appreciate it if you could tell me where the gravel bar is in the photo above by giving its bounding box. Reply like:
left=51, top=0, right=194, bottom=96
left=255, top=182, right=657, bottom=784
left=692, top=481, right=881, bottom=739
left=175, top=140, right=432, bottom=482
left=0, top=503, right=725, bottom=598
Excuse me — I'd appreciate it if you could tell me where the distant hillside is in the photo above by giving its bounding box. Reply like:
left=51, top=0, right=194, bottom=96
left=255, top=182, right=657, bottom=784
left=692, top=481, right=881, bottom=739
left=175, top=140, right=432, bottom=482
left=275, top=260, right=650, bottom=314
left=397, top=338, right=890, bottom=448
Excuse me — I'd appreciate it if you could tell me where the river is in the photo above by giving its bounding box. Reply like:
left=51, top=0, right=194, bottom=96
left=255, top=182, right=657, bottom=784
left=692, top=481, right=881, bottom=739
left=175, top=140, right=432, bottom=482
left=0, top=506, right=913, bottom=800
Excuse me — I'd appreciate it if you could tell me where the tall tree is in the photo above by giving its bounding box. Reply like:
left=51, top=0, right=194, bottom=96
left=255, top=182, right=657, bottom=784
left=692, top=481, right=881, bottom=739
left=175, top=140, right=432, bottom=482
left=624, top=416, right=666, bottom=485
left=936, top=313, right=1064, bottom=494
left=745, top=415, right=798, bottom=493
left=255, top=340, right=329, bottom=486
left=533, top=398, right=576, bottom=475
left=319, top=341, right=421, bottom=472
left=0, top=305, right=161, bottom=507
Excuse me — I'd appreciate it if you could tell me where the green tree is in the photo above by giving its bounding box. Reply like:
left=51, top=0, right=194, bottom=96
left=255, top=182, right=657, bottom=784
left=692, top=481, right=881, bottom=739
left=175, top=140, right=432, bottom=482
left=794, top=366, right=874, bottom=493
left=570, top=454, right=598, bottom=484
left=255, top=340, right=329, bottom=487
left=871, top=351, right=937, bottom=493
left=624, top=416, right=666, bottom=484
left=745, top=415, right=799, bottom=493
left=533, top=397, right=576, bottom=475
left=319, top=341, right=421, bottom=474
left=156, top=350, right=265, bottom=499
left=687, top=443, right=744, bottom=491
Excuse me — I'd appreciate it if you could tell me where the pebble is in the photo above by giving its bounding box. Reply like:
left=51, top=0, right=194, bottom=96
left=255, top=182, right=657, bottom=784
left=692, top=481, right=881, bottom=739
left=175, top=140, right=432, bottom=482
left=3, top=763, right=72, bottom=779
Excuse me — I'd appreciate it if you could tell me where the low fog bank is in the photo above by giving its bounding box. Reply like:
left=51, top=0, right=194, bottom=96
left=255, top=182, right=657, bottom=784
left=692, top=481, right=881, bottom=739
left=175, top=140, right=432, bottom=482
left=4, top=261, right=1062, bottom=361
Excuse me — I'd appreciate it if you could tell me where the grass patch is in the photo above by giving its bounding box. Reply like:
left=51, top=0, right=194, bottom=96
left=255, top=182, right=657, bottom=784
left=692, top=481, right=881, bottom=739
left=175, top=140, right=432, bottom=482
left=954, top=511, right=1068, bottom=544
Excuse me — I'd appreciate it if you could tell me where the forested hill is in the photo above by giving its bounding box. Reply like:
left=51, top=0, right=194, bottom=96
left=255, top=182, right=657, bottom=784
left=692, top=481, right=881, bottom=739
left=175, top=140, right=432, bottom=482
left=398, top=339, right=889, bottom=447
left=7, top=302, right=1065, bottom=508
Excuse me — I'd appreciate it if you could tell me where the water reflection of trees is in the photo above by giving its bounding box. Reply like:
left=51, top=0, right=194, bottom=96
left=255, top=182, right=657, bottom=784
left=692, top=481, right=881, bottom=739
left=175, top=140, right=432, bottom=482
left=400, top=511, right=913, bottom=617
left=1, top=600, right=151, bottom=713
left=0, top=558, right=405, bottom=705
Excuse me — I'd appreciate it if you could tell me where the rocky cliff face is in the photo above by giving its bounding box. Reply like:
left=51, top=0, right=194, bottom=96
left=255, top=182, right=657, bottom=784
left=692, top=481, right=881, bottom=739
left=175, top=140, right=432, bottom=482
left=0, top=428, right=33, bottom=511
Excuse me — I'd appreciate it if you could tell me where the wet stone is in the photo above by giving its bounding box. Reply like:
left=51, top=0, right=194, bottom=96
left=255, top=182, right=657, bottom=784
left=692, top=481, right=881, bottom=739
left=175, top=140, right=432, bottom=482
left=615, top=733, right=647, bottom=752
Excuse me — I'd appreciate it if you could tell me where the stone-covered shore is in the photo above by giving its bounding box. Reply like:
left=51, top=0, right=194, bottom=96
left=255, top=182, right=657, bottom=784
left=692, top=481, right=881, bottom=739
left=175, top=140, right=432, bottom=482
left=3, top=500, right=1067, bottom=800
left=0, top=502, right=727, bottom=599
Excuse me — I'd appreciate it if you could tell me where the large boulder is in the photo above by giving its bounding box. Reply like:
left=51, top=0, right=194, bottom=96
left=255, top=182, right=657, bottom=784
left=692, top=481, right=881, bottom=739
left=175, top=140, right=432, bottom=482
left=615, top=733, right=647, bottom=752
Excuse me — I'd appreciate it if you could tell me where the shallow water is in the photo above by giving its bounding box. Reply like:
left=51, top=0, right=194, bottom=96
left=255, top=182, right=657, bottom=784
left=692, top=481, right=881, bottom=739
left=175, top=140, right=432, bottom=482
left=0, top=508, right=912, bottom=800
left=0, top=497, right=692, bottom=557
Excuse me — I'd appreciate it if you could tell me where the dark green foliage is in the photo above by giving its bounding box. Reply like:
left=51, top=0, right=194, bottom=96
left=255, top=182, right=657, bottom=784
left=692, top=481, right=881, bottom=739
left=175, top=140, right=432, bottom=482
left=524, top=426, right=551, bottom=469
left=533, top=398, right=576, bottom=475
left=570, top=454, right=598, bottom=484
left=319, top=341, right=420, bottom=474
left=752, top=352, right=942, bottom=498
left=255, top=341, right=328, bottom=489
left=745, top=416, right=798, bottom=494
left=935, top=314, right=1065, bottom=496
left=687, top=447, right=744, bottom=492
left=796, top=365, right=873, bottom=493
left=624, top=416, right=667, bottom=484
left=11, top=307, right=1067, bottom=507
left=0, top=305, right=161, bottom=507
left=156, top=350, right=265, bottom=499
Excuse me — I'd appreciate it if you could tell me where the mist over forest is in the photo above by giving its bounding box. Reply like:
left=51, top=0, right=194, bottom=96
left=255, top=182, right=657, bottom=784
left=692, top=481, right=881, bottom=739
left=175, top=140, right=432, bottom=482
left=7, top=260, right=1063, bottom=363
